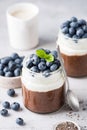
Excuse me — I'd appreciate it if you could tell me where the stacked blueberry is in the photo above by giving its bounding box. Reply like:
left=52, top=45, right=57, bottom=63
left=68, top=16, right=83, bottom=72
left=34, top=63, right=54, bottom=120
left=61, top=16, right=87, bottom=39
left=26, top=49, right=61, bottom=77
left=0, top=53, right=24, bottom=77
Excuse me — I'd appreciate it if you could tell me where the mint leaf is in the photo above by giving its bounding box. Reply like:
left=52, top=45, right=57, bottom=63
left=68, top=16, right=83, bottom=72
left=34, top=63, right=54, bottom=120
left=36, top=49, right=46, bottom=59
left=36, top=49, right=54, bottom=62
left=45, top=54, right=54, bottom=62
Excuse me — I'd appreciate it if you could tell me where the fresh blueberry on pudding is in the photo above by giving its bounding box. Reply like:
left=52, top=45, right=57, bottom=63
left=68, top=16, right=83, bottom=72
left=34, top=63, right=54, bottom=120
left=22, top=48, right=66, bottom=113
left=57, top=17, right=87, bottom=77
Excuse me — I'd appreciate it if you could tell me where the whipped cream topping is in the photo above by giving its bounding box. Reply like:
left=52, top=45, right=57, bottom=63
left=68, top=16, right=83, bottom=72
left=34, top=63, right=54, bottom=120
left=57, top=29, right=87, bottom=56
left=21, top=67, right=65, bottom=92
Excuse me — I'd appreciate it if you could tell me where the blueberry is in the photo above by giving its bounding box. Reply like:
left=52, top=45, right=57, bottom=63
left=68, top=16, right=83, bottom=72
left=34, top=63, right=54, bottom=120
left=82, top=33, right=87, bottom=38
left=30, top=66, right=40, bottom=73
left=65, top=33, right=72, bottom=38
left=54, top=59, right=61, bottom=68
left=1, top=57, right=11, bottom=65
left=69, top=27, right=75, bottom=35
left=5, top=71, right=13, bottom=77
left=0, top=64, right=4, bottom=70
left=42, top=70, right=50, bottom=77
left=51, top=50, right=58, bottom=59
left=78, top=19, right=86, bottom=25
left=61, top=27, right=69, bottom=34
left=70, top=17, right=77, bottom=22
left=8, top=62, right=16, bottom=71
left=3, top=67, right=9, bottom=73
left=0, top=70, right=4, bottom=76
left=16, top=118, right=24, bottom=125
left=50, top=64, right=58, bottom=72
left=40, top=58, right=46, bottom=62
left=70, top=22, right=79, bottom=28
left=0, top=109, right=8, bottom=116
left=61, top=21, right=70, bottom=29
left=26, top=60, right=33, bottom=69
left=82, top=25, right=87, bottom=33
left=29, top=54, right=35, bottom=59
left=15, top=58, right=22, bottom=64
left=46, top=61, right=53, bottom=67
left=11, top=53, right=19, bottom=60
left=11, top=102, right=20, bottom=111
left=31, top=55, right=40, bottom=65
left=72, top=35, right=79, bottom=39
left=76, top=29, right=84, bottom=38
left=45, top=49, right=51, bottom=54
left=38, top=62, right=47, bottom=71
left=7, top=89, right=15, bottom=97
left=2, top=101, right=10, bottom=109
left=14, top=68, right=21, bottom=77
left=20, top=56, right=24, bottom=61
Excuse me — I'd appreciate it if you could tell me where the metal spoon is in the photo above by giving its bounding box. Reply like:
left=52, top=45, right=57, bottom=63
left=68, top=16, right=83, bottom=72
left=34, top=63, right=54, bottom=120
left=57, top=45, right=79, bottom=111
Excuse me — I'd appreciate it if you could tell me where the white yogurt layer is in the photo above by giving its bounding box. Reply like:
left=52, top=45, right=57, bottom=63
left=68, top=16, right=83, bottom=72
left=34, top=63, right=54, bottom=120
left=21, top=67, right=65, bottom=92
left=57, top=29, right=87, bottom=56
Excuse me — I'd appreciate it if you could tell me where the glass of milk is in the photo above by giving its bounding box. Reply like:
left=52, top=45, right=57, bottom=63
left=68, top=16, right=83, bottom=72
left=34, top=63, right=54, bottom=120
left=7, top=3, right=39, bottom=50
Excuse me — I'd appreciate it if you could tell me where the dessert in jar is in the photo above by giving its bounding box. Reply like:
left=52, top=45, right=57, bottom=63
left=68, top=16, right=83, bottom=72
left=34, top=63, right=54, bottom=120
left=21, top=48, right=66, bottom=113
left=57, top=17, right=87, bottom=77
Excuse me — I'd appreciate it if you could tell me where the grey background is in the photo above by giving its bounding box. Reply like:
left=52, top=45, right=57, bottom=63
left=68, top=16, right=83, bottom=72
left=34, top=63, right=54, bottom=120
left=0, top=0, right=87, bottom=46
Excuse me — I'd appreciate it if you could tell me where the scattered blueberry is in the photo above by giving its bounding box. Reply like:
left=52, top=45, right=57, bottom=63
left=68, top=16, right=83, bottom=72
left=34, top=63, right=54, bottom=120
left=76, top=29, right=84, bottom=38
left=38, top=62, right=47, bottom=71
left=11, top=102, right=20, bottom=111
left=61, top=27, right=69, bottom=34
left=70, top=17, right=77, bottom=22
left=30, top=66, right=40, bottom=73
left=2, top=101, right=10, bottom=109
left=51, top=50, right=58, bottom=59
left=16, top=118, right=24, bottom=125
left=0, top=109, right=8, bottom=116
left=14, top=68, right=21, bottom=77
left=50, top=64, right=58, bottom=72
left=7, top=89, right=15, bottom=97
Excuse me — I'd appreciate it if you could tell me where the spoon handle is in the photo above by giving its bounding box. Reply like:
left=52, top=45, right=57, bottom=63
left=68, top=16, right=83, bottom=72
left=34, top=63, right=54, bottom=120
left=57, top=45, right=69, bottom=90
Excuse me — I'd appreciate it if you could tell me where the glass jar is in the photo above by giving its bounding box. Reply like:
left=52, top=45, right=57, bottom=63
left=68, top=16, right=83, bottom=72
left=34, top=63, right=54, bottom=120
left=57, top=30, right=87, bottom=77
left=21, top=56, right=66, bottom=113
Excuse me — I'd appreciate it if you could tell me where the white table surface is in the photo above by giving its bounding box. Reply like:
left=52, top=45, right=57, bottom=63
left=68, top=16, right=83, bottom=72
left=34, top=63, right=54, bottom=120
left=0, top=0, right=87, bottom=130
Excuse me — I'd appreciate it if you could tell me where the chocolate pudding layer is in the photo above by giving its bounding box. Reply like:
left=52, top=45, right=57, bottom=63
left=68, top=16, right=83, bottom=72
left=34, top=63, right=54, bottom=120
left=62, top=53, right=87, bottom=77
left=22, top=84, right=65, bottom=113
